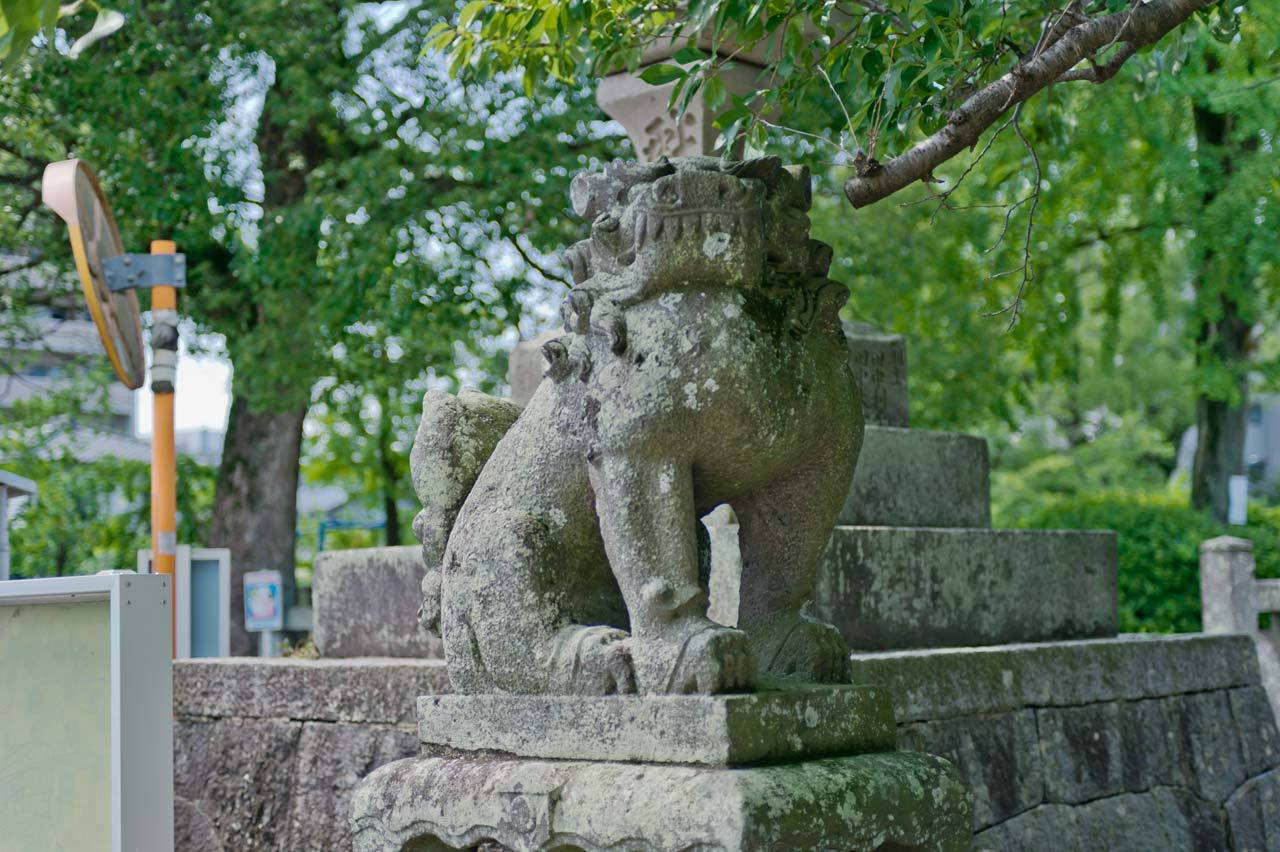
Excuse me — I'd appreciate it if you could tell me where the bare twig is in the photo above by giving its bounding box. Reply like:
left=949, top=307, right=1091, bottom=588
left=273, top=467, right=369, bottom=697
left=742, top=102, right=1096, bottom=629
left=984, top=106, right=1042, bottom=330
left=507, top=234, right=570, bottom=287
left=844, top=0, right=1213, bottom=209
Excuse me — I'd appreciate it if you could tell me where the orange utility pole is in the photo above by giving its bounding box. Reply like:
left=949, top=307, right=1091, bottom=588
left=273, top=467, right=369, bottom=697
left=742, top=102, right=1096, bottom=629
left=149, top=240, right=180, bottom=655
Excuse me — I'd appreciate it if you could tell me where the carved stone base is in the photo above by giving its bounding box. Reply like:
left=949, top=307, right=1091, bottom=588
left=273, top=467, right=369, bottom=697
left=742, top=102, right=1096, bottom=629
left=352, top=750, right=971, bottom=852
left=351, top=686, right=973, bottom=851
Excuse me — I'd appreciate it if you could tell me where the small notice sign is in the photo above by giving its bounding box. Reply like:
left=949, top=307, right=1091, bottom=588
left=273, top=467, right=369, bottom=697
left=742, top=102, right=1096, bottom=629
left=243, top=570, right=284, bottom=632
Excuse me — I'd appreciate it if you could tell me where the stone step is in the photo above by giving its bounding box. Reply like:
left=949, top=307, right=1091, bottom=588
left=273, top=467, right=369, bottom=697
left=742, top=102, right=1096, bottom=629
left=816, top=526, right=1117, bottom=651
left=843, top=426, right=990, bottom=528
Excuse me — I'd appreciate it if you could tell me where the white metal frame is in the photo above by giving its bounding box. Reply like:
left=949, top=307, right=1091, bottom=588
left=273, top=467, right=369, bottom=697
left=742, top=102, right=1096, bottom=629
left=0, top=572, right=173, bottom=852
left=137, top=545, right=231, bottom=658
left=0, top=469, right=37, bottom=582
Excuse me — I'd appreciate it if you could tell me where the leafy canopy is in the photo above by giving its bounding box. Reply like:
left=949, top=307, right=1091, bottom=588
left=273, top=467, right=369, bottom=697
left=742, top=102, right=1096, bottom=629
left=428, top=1, right=1244, bottom=176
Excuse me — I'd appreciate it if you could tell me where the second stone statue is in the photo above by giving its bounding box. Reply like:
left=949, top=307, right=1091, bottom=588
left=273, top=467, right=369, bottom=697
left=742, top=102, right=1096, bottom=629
left=409, top=155, right=864, bottom=696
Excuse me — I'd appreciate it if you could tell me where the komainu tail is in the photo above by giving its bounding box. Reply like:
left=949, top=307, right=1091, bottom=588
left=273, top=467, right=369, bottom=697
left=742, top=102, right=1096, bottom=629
left=410, top=389, right=521, bottom=633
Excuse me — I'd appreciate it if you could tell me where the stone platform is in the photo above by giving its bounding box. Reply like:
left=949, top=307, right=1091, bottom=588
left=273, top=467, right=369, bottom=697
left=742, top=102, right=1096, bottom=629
left=355, top=685, right=974, bottom=852
left=849, top=634, right=1280, bottom=850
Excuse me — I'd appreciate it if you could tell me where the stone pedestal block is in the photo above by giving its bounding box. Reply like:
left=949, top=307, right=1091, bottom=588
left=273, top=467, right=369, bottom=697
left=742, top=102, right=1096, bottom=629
left=845, top=323, right=908, bottom=427
left=842, top=426, right=990, bottom=527
left=352, top=686, right=974, bottom=852
left=353, top=751, right=971, bottom=852
left=417, top=686, right=895, bottom=766
left=313, top=546, right=442, bottom=658
left=817, top=527, right=1117, bottom=650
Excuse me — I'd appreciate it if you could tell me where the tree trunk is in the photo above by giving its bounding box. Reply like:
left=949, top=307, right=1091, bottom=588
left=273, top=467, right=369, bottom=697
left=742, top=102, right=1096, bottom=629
left=1189, top=97, right=1249, bottom=523
left=377, top=398, right=402, bottom=547
left=209, top=393, right=306, bottom=655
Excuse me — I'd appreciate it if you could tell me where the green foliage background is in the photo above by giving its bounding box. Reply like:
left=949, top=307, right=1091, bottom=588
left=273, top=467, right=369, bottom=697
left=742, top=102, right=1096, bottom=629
left=1020, top=492, right=1280, bottom=634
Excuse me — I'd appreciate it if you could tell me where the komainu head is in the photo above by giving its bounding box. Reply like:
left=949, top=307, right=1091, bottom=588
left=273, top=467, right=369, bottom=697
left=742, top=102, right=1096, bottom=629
left=564, top=156, right=835, bottom=305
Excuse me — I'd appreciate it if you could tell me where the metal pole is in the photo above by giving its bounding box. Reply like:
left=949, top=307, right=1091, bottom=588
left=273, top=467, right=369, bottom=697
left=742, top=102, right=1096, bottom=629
left=0, top=487, right=9, bottom=582
left=150, top=239, right=180, bottom=656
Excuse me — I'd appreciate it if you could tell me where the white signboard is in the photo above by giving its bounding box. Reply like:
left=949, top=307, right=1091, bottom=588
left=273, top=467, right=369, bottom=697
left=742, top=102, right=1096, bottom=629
left=0, top=572, right=173, bottom=851
left=244, top=569, right=284, bottom=632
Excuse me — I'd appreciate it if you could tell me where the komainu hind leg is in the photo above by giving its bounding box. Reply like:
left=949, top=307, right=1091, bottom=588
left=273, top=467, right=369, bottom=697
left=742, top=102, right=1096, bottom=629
left=735, top=456, right=857, bottom=684
left=589, top=453, right=756, bottom=694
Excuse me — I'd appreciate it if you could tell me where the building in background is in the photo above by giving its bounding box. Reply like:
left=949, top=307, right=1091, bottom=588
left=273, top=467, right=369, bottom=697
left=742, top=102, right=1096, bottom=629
left=1175, top=392, right=1280, bottom=498
left=0, top=269, right=225, bottom=465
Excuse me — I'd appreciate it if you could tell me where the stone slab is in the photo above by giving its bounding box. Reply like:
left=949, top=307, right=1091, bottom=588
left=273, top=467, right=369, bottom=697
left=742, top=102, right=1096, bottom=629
left=352, top=750, right=972, bottom=852
left=313, top=546, right=443, bottom=658
left=418, top=684, right=894, bottom=766
left=845, top=322, right=909, bottom=427
left=842, top=426, right=990, bottom=528
left=174, top=657, right=451, bottom=725
left=847, top=634, right=1263, bottom=722
left=817, top=526, right=1117, bottom=650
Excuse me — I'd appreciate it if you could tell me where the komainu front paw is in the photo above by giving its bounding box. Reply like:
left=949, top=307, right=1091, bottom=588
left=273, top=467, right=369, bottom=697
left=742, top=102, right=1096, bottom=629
left=547, top=626, right=637, bottom=695
left=751, top=610, right=850, bottom=684
left=633, top=616, right=758, bottom=694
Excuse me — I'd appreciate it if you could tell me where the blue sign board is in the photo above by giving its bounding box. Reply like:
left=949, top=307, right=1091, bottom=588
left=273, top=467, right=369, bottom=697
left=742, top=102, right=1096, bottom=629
left=243, top=569, right=284, bottom=632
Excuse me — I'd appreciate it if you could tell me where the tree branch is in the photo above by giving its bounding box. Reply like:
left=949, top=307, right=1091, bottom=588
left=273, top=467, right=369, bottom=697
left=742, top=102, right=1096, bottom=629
left=844, top=0, right=1212, bottom=209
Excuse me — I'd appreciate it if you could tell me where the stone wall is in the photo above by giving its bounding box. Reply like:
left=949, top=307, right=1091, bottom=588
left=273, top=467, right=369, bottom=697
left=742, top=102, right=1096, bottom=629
left=173, top=658, right=450, bottom=851
left=850, top=634, right=1280, bottom=851
left=175, top=634, right=1280, bottom=851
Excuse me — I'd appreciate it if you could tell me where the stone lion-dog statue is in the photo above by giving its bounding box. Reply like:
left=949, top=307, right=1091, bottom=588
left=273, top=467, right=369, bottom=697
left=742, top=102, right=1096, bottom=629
left=410, top=156, right=863, bottom=696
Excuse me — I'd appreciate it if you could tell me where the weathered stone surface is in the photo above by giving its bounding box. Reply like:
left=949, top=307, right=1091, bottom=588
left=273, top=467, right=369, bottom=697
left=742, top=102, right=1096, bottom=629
left=819, top=527, right=1117, bottom=650
left=845, top=322, right=908, bottom=427
left=313, top=546, right=442, bottom=658
left=175, top=717, right=303, bottom=852
left=898, top=709, right=1043, bottom=830
left=1230, top=686, right=1280, bottom=776
left=410, top=389, right=522, bottom=570
left=174, top=796, right=222, bottom=852
left=509, top=323, right=910, bottom=426
left=353, top=750, right=973, bottom=852
left=418, top=685, right=894, bottom=766
left=1117, top=696, right=1186, bottom=792
left=848, top=634, right=1263, bottom=722
left=1037, top=703, right=1125, bottom=804
left=285, top=722, right=419, bottom=852
left=1226, top=768, right=1280, bottom=851
left=974, top=787, right=1229, bottom=852
left=418, top=157, right=863, bottom=696
left=1178, top=690, right=1249, bottom=803
left=173, top=658, right=450, bottom=725
left=840, top=426, right=990, bottom=528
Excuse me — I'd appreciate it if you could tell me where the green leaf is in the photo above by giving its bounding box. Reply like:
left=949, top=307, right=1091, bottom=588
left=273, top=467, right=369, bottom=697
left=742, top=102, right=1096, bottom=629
left=458, top=1, right=487, bottom=30
left=639, top=63, right=684, bottom=85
